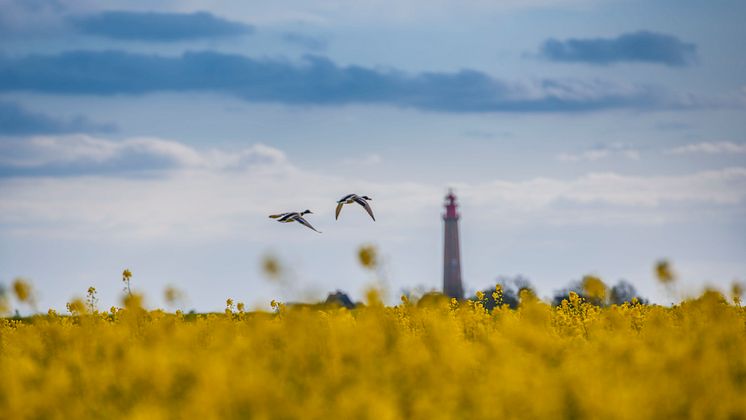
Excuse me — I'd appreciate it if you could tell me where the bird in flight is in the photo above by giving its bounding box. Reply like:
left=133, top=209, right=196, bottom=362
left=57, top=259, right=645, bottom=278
left=335, top=194, right=375, bottom=221
left=269, top=210, right=321, bottom=233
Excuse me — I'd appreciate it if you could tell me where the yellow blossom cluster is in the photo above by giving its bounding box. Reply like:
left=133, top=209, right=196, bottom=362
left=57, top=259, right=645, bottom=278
left=1, top=290, right=745, bottom=419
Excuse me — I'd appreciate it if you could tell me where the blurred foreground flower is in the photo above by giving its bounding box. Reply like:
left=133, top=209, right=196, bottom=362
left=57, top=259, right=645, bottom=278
left=164, top=286, right=185, bottom=307
left=12, top=278, right=37, bottom=311
left=0, top=283, right=9, bottom=315
left=732, top=281, right=744, bottom=306
left=519, top=288, right=537, bottom=305
left=655, top=260, right=675, bottom=284
left=66, top=298, right=86, bottom=316
left=365, top=288, right=383, bottom=306
left=357, top=245, right=378, bottom=270
left=261, top=254, right=283, bottom=281
left=582, top=275, right=608, bottom=303
left=123, top=293, right=144, bottom=311
left=12, top=278, right=33, bottom=303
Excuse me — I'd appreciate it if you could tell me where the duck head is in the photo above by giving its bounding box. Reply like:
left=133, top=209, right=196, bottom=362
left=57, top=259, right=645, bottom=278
left=301, top=209, right=313, bottom=215
left=361, top=196, right=372, bottom=201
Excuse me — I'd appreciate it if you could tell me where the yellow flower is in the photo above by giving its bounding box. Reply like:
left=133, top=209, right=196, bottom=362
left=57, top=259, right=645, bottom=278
left=492, top=285, right=503, bottom=306
left=0, top=280, right=744, bottom=418
left=122, top=269, right=134, bottom=297
left=568, top=291, right=582, bottom=306
left=3, top=264, right=746, bottom=418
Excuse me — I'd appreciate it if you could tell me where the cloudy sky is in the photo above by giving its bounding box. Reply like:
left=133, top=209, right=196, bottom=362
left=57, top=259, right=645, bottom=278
left=1, top=0, right=744, bottom=311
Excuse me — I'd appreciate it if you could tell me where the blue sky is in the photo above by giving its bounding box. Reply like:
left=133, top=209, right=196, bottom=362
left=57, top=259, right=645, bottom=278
left=1, top=0, right=745, bottom=312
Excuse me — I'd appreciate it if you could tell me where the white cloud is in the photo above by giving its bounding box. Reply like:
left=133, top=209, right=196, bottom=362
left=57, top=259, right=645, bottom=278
left=1, top=136, right=744, bottom=242
left=667, top=141, right=746, bottom=155
left=459, top=167, right=746, bottom=210
left=0, top=135, right=287, bottom=172
left=557, top=150, right=609, bottom=162
left=557, top=143, right=640, bottom=162
left=341, top=153, right=382, bottom=166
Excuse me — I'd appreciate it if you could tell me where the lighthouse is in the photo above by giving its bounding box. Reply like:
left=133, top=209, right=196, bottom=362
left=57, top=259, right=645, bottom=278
left=442, top=190, right=464, bottom=299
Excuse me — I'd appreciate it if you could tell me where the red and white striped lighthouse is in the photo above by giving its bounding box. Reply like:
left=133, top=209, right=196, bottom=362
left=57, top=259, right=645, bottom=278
left=443, top=190, right=464, bottom=299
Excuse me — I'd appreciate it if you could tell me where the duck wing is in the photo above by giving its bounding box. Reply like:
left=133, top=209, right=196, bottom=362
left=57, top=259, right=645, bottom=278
left=294, top=215, right=322, bottom=233
left=338, top=193, right=356, bottom=203
left=335, top=202, right=344, bottom=220
left=354, top=197, right=376, bottom=221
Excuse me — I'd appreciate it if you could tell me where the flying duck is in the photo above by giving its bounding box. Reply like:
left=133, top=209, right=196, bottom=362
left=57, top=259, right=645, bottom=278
left=335, top=194, right=375, bottom=221
left=269, top=210, right=321, bottom=233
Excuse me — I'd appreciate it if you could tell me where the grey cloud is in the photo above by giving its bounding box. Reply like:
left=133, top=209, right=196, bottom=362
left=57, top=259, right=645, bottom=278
left=0, top=50, right=681, bottom=113
left=70, top=10, right=254, bottom=41
left=282, top=32, right=328, bottom=51
left=540, top=31, right=697, bottom=67
left=0, top=101, right=114, bottom=135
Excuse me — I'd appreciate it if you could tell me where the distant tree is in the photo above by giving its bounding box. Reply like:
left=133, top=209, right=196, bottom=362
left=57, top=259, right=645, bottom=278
left=609, top=280, right=648, bottom=305
left=551, top=280, right=584, bottom=306
left=324, top=290, right=356, bottom=309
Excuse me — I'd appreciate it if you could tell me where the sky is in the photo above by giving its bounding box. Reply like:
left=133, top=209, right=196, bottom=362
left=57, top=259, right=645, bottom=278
left=1, top=0, right=745, bottom=312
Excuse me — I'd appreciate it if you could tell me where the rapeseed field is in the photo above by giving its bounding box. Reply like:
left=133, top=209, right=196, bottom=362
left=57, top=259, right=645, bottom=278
left=1, top=277, right=745, bottom=419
